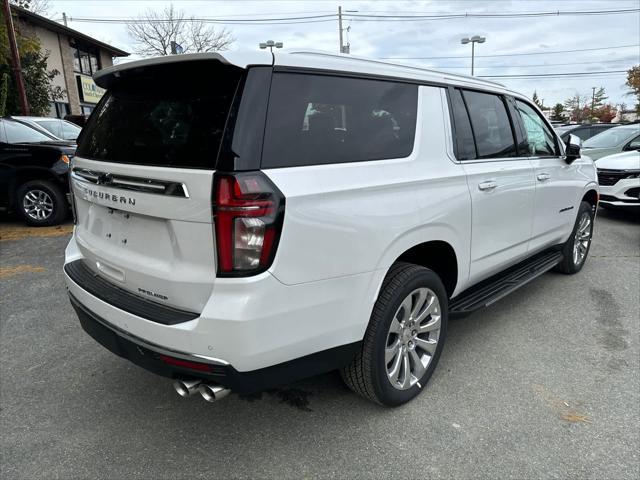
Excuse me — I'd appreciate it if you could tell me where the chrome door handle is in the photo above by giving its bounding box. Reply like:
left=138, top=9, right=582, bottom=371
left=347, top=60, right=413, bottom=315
left=478, top=180, right=498, bottom=191
left=537, top=173, right=551, bottom=181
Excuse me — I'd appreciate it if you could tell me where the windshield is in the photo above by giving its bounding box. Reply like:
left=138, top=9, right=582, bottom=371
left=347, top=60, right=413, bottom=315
left=2, top=120, right=55, bottom=143
left=583, top=126, right=639, bottom=148
left=554, top=126, right=572, bottom=134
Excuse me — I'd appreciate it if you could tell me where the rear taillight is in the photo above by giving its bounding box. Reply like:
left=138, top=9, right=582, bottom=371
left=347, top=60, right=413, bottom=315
left=213, top=171, right=285, bottom=276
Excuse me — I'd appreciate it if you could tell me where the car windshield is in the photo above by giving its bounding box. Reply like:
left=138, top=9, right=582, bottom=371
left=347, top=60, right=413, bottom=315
left=35, top=119, right=81, bottom=140
left=583, top=126, right=639, bottom=148
left=1, top=120, right=55, bottom=143
left=554, top=126, right=572, bottom=134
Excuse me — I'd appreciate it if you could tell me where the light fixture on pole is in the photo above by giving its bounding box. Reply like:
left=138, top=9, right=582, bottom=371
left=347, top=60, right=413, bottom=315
left=461, top=35, right=486, bottom=76
left=259, top=40, right=283, bottom=53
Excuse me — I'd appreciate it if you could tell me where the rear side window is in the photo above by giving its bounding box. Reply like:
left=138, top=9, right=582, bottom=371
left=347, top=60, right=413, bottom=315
left=462, top=90, right=517, bottom=159
left=449, top=89, right=476, bottom=160
left=261, top=73, right=418, bottom=168
left=514, top=100, right=557, bottom=156
left=77, top=61, right=242, bottom=169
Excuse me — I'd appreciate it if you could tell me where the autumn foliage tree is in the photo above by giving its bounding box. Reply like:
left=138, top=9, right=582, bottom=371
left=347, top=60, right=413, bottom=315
left=627, top=65, right=640, bottom=114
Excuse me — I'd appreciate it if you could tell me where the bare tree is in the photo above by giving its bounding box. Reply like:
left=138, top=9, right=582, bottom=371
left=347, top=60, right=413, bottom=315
left=11, top=0, right=51, bottom=16
left=127, top=4, right=234, bottom=57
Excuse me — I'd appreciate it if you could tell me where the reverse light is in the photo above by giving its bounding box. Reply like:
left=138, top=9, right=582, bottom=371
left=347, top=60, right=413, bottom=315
left=213, top=172, right=285, bottom=276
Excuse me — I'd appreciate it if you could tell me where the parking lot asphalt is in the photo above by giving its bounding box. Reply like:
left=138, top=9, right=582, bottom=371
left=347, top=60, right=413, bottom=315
left=1, top=208, right=639, bottom=479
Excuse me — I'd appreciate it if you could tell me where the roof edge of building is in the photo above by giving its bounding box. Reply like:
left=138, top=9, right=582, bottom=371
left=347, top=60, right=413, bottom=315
left=11, top=4, right=129, bottom=57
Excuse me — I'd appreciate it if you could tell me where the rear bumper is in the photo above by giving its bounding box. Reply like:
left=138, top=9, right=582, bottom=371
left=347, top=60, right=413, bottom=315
left=70, top=293, right=360, bottom=393
left=64, top=234, right=377, bottom=375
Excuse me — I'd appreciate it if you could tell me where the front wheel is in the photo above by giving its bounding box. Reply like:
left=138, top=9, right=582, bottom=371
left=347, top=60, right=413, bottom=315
left=341, top=262, right=448, bottom=406
left=556, top=201, right=594, bottom=274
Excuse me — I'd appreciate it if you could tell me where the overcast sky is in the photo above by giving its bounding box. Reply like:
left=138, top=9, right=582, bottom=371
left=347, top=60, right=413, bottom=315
left=47, top=0, right=640, bottom=107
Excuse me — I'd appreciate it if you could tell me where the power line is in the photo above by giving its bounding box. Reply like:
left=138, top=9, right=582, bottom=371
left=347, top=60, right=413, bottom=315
left=478, top=70, right=627, bottom=78
left=430, top=59, right=638, bottom=69
left=381, top=44, right=640, bottom=59
left=346, top=7, right=639, bottom=21
left=66, top=7, right=640, bottom=25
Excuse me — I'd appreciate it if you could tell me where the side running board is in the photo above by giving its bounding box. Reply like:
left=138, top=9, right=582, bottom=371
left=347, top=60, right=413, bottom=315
left=450, top=250, right=563, bottom=317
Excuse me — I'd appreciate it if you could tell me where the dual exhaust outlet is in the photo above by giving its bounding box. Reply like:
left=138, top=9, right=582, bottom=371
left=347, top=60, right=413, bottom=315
left=173, top=379, right=231, bottom=402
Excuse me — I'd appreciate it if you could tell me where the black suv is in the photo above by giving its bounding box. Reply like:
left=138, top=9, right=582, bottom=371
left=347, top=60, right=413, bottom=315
left=0, top=118, right=76, bottom=226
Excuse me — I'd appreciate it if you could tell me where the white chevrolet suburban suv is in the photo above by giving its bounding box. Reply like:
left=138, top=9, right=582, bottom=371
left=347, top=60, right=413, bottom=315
left=64, top=50, right=599, bottom=406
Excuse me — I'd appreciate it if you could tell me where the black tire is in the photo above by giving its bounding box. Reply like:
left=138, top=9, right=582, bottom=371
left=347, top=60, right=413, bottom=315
left=15, top=180, right=68, bottom=227
left=341, top=262, right=448, bottom=406
left=555, top=201, right=594, bottom=274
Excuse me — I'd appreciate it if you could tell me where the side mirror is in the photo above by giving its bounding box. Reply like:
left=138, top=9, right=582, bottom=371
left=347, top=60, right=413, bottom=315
left=564, top=134, right=581, bottom=163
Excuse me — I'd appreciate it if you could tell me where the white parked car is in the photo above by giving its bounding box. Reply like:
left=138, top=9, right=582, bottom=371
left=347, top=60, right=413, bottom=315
left=596, top=150, right=640, bottom=209
left=581, top=124, right=640, bottom=160
left=11, top=116, right=82, bottom=141
left=64, top=51, right=599, bottom=406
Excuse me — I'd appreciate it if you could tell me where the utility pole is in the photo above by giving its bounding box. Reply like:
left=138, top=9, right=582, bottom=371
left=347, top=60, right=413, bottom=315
left=62, top=12, right=68, bottom=27
left=338, top=6, right=344, bottom=53
left=2, top=0, right=29, bottom=115
left=590, top=86, right=596, bottom=120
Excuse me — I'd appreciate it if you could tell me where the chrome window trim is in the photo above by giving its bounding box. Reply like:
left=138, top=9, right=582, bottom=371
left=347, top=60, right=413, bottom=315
left=72, top=168, right=190, bottom=198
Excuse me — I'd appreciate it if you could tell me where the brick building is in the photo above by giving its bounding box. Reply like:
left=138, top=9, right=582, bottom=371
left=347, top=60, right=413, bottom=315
left=11, top=4, right=128, bottom=117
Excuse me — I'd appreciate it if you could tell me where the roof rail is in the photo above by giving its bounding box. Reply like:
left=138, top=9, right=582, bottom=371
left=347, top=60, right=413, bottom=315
left=284, top=49, right=505, bottom=88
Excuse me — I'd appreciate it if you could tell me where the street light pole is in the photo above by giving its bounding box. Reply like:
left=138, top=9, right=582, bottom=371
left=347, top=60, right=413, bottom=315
left=2, top=0, right=29, bottom=115
left=338, top=6, right=343, bottom=53
left=461, top=35, right=486, bottom=76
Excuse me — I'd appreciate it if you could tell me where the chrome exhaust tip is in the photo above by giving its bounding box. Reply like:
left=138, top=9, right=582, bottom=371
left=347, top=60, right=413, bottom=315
left=198, top=383, right=231, bottom=402
left=173, top=379, right=202, bottom=398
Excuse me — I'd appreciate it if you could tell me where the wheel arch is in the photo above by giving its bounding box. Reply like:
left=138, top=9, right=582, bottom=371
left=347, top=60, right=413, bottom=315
left=393, top=240, right=458, bottom=298
left=9, top=168, right=64, bottom=207
left=581, top=188, right=598, bottom=211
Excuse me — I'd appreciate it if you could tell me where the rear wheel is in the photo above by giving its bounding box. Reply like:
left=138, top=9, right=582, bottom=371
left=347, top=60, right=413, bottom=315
left=556, top=201, right=594, bottom=274
left=341, top=262, right=448, bottom=406
left=16, top=180, right=67, bottom=227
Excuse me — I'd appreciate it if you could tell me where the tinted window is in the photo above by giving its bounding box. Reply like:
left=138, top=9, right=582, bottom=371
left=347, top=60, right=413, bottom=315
left=515, top=100, right=557, bottom=156
left=261, top=73, right=418, bottom=168
left=462, top=91, right=516, bottom=159
left=77, top=62, right=242, bottom=169
left=449, top=89, right=476, bottom=160
left=2, top=120, right=54, bottom=143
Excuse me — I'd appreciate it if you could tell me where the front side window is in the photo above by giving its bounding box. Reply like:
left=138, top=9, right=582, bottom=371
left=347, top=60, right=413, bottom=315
left=515, top=100, right=557, bottom=156
left=462, top=90, right=517, bottom=159
left=261, top=73, right=418, bottom=168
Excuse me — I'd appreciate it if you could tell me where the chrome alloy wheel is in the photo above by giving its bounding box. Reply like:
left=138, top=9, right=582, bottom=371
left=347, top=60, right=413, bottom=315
left=385, top=287, right=441, bottom=390
left=23, top=189, right=54, bottom=221
left=573, top=211, right=592, bottom=266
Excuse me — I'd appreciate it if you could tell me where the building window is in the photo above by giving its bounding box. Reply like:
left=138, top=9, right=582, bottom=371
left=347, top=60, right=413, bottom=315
left=81, top=105, right=94, bottom=116
left=72, top=44, right=101, bottom=75
left=49, top=101, right=70, bottom=119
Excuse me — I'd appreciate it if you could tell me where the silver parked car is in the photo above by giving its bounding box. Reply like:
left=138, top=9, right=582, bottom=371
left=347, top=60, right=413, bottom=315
left=581, top=124, right=640, bottom=161
left=11, top=116, right=82, bottom=141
